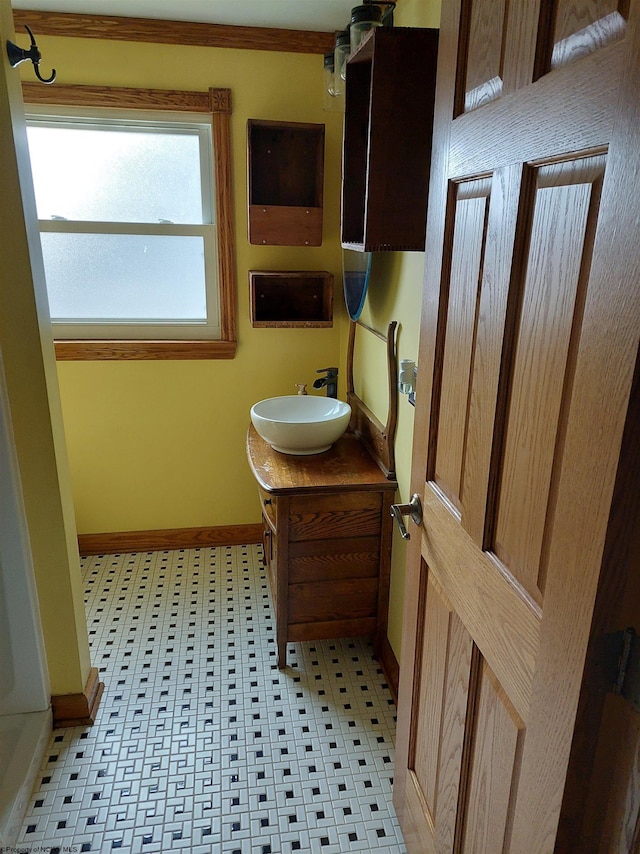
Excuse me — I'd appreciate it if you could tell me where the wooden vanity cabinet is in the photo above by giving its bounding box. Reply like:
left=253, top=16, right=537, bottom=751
left=247, top=426, right=397, bottom=668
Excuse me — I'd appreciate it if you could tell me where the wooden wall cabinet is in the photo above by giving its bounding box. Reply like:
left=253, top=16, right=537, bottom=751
left=249, top=271, right=333, bottom=327
left=341, top=28, right=439, bottom=251
left=248, top=119, right=325, bottom=246
left=247, top=427, right=397, bottom=669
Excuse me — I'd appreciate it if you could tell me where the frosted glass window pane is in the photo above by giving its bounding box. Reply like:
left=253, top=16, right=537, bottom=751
left=40, top=233, right=207, bottom=321
left=27, top=126, right=204, bottom=224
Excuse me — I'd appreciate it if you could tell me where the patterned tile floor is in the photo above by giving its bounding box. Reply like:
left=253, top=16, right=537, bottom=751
left=15, top=544, right=407, bottom=853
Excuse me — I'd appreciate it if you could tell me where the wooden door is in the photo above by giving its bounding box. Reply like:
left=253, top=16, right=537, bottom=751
left=394, top=1, right=640, bottom=852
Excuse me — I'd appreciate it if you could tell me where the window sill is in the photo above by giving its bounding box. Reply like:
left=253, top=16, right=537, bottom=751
left=54, top=339, right=237, bottom=361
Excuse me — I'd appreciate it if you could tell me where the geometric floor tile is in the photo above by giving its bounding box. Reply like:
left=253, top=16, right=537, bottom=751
left=17, top=544, right=407, bottom=853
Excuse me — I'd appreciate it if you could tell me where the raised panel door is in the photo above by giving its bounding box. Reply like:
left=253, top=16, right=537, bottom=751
left=394, top=0, right=640, bottom=851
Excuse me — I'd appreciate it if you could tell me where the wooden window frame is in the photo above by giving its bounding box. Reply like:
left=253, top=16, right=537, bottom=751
left=22, top=83, right=237, bottom=360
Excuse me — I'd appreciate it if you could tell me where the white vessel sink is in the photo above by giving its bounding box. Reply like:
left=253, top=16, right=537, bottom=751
left=250, top=395, right=351, bottom=455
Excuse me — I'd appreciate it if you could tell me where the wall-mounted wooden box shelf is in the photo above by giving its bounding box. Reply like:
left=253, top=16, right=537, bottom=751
left=249, top=271, right=333, bottom=327
left=341, top=28, right=439, bottom=251
left=248, top=120, right=325, bottom=246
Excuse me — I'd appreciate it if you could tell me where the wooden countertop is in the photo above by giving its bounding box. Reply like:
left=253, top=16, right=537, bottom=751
left=247, top=425, right=397, bottom=495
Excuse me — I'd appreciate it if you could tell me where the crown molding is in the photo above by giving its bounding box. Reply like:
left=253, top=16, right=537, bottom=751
left=13, top=8, right=336, bottom=54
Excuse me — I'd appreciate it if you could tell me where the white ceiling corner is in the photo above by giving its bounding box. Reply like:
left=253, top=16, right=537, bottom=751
left=10, top=0, right=358, bottom=32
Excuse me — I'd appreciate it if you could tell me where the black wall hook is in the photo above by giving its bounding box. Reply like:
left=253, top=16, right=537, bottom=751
left=6, top=25, right=56, bottom=84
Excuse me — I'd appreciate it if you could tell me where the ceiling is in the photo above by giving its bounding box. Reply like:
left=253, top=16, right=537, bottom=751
left=10, top=0, right=357, bottom=32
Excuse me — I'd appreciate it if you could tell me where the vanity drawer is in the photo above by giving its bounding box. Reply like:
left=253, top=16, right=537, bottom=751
left=288, top=491, right=382, bottom=542
left=262, top=516, right=277, bottom=607
left=288, top=536, right=380, bottom=584
left=258, top=487, right=277, bottom=531
left=288, top=576, right=379, bottom=624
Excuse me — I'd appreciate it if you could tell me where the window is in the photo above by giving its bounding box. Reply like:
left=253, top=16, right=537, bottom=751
left=28, top=111, right=219, bottom=339
left=22, top=84, right=236, bottom=360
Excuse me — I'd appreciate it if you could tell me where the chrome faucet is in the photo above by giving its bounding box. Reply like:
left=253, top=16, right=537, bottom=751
left=313, top=367, right=338, bottom=399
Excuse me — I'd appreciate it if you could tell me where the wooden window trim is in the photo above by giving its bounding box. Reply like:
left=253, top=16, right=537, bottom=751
left=22, top=83, right=237, bottom=361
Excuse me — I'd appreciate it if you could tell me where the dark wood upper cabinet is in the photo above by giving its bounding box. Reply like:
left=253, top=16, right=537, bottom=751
left=341, top=28, right=439, bottom=252
left=248, top=119, right=325, bottom=246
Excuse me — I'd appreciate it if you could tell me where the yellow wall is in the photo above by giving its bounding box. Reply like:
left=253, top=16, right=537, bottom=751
left=35, top=35, right=346, bottom=533
left=1, top=0, right=90, bottom=695
left=345, top=0, right=442, bottom=659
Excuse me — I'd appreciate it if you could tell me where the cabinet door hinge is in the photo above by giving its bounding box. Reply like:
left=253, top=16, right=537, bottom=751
left=595, top=627, right=640, bottom=712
